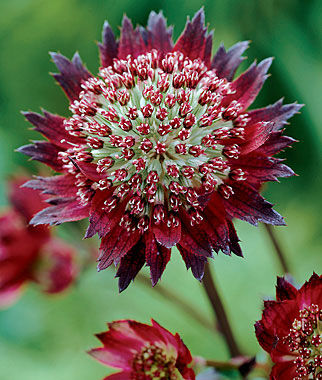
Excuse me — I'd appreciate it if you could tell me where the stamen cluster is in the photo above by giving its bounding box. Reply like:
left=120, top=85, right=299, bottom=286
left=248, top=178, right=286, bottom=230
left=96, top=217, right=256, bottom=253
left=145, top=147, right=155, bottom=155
left=61, top=50, right=248, bottom=231
left=132, top=344, right=178, bottom=380
left=284, top=304, right=322, bottom=379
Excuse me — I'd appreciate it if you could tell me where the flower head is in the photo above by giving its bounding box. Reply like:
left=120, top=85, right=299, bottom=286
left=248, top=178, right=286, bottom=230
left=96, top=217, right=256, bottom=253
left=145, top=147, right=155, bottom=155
left=19, top=9, right=302, bottom=291
left=0, top=177, right=77, bottom=307
left=89, top=319, right=195, bottom=379
left=255, top=274, right=322, bottom=379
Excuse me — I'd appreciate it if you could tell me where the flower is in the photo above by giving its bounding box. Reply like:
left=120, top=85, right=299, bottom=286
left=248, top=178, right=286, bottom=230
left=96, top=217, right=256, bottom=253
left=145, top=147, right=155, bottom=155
left=255, top=274, right=322, bottom=379
left=19, top=9, right=302, bottom=291
left=0, top=177, right=77, bottom=307
left=88, top=319, right=195, bottom=379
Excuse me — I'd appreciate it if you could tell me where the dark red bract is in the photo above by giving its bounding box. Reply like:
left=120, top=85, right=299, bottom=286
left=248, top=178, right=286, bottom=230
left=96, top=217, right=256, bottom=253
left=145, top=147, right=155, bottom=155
left=0, top=177, right=77, bottom=307
left=88, top=319, right=195, bottom=379
left=255, top=274, right=322, bottom=379
left=19, top=9, right=302, bottom=291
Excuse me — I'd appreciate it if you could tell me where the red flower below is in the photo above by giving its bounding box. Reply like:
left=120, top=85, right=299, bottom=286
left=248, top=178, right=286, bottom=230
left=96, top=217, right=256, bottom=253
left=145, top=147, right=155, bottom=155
left=0, top=177, right=77, bottom=307
left=255, top=274, right=322, bottom=379
left=19, top=9, right=302, bottom=291
left=88, top=319, right=195, bottom=379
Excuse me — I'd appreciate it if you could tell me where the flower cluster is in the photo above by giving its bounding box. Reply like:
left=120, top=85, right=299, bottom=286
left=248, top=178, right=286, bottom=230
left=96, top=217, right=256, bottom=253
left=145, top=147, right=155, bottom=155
left=255, top=274, right=322, bottom=379
left=18, top=9, right=301, bottom=291
left=0, top=177, right=77, bottom=307
left=89, top=319, right=195, bottom=379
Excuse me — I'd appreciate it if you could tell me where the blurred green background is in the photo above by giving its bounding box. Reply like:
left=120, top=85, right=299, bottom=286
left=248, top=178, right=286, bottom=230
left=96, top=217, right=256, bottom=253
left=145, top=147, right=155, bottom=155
left=0, top=0, right=321, bottom=379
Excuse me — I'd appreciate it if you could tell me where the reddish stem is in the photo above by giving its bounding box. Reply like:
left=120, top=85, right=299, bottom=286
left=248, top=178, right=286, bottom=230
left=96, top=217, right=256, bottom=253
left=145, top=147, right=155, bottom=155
left=202, top=263, right=242, bottom=357
left=264, top=224, right=290, bottom=273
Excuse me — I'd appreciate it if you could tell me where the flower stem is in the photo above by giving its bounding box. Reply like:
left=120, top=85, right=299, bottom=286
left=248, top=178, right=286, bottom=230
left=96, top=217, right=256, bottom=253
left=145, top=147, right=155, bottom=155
left=264, top=224, right=290, bottom=273
left=205, top=358, right=267, bottom=377
left=136, top=273, right=214, bottom=332
left=202, top=263, right=242, bottom=357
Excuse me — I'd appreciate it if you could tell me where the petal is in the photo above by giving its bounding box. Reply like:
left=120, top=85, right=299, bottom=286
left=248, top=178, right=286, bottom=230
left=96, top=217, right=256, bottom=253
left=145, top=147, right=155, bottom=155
left=144, top=232, right=171, bottom=286
left=116, top=239, right=146, bottom=292
left=17, top=142, right=62, bottom=171
left=99, top=320, right=165, bottom=351
left=97, top=226, right=141, bottom=271
left=146, top=11, right=173, bottom=53
left=211, top=41, right=249, bottom=81
left=202, top=31, right=213, bottom=68
left=297, top=273, right=322, bottom=308
left=118, top=16, right=146, bottom=59
left=173, top=9, right=210, bottom=62
left=226, top=219, right=243, bottom=257
left=72, top=160, right=105, bottom=182
left=50, top=52, right=92, bottom=101
left=230, top=154, right=295, bottom=184
left=23, top=175, right=77, bottom=197
left=256, top=132, right=297, bottom=156
left=181, top=368, right=196, bottom=380
left=88, top=347, right=133, bottom=371
left=275, top=276, right=298, bottom=301
left=261, top=299, right=297, bottom=339
left=0, top=284, right=24, bottom=309
left=178, top=211, right=213, bottom=258
left=33, top=238, right=77, bottom=294
left=223, top=182, right=285, bottom=226
left=22, top=110, right=82, bottom=149
left=85, top=190, right=124, bottom=239
left=270, top=362, right=296, bottom=380
left=124, top=320, right=165, bottom=345
left=9, top=177, right=48, bottom=222
left=202, top=192, right=243, bottom=257
left=98, top=21, right=119, bottom=68
left=104, top=372, right=131, bottom=380
left=238, top=120, right=274, bottom=154
left=152, top=209, right=181, bottom=248
left=173, top=332, right=193, bottom=365
left=202, top=197, right=231, bottom=255
left=254, top=320, right=278, bottom=353
left=151, top=320, right=177, bottom=341
left=177, top=245, right=207, bottom=281
left=97, top=321, right=147, bottom=350
left=223, top=58, right=273, bottom=110
left=30, top=197, right=90, bottom=226
left=247, top=99, right=303, bottom=132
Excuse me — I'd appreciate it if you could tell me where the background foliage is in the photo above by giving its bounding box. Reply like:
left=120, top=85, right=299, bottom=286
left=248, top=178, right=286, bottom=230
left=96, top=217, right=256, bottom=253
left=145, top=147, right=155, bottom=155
left=0, top=0, right=321, bottom=379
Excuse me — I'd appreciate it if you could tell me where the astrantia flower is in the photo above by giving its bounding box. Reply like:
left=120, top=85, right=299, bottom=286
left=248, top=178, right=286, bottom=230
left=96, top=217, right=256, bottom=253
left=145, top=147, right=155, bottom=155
left=255, top=274, right=322, bottom=379
left=19, top=9, right=302, bottom=291
left=89, top=319, right=195, bottom=379
left=0, top=177, right=77, bottom=307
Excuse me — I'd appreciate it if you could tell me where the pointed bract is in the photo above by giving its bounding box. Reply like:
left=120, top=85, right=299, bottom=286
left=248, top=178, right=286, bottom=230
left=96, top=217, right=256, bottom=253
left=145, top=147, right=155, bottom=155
left=30, top=197, right=90, bottom=226
left=17, top=142, right=62, bottom=171
left=145, top=232, right=171, bottom=286
left=223, top=182, right=285, bottom=226
left=50, top=52, right=92, bottom=101
left=99, top=21, right=118, bottom=68
left=118, top=16, right=146, bottom=59
left=212, top=41, right=249, bottom=81
left=146, top=11, right=173, bottom=53
left=247, top=99, right=304, bottom=132
left=116, top=240, right=146, bottom=292
left=276, top=276, right=298, bottom=301
left=174, top=9, right=209, bottom=61
left=224, top=58, right=273, bottom=110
